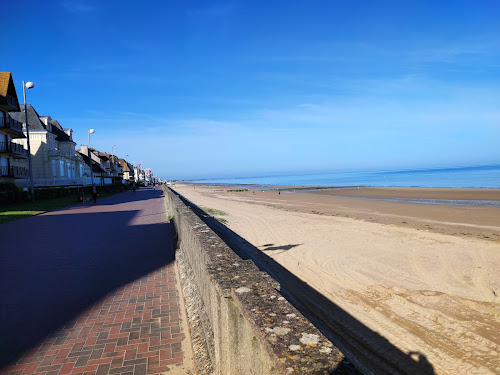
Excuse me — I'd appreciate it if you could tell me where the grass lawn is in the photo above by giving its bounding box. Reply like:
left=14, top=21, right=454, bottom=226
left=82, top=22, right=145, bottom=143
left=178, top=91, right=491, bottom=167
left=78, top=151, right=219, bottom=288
left=0, top=191, right=123, bottom=224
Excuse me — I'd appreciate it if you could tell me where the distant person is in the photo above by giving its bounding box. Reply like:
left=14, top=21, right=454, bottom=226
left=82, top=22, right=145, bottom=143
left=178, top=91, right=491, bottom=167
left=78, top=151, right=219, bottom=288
left=153, top=182, right=156, bottom=190
left=92, top=183, right=98, bottom=203
left=133, top=182, right=136, bottom=192
left=129, top=181, right=133, bottom=191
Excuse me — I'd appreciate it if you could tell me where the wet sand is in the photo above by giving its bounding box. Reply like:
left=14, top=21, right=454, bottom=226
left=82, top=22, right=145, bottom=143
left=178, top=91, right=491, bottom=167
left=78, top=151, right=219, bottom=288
left=221, top=186, right=500, bottom=242
left=173, top=184, right=500, bottom=374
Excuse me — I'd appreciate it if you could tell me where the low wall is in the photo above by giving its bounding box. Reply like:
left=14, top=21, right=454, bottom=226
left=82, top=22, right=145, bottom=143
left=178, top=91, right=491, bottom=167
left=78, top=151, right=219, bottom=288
left=164, top=186, right=354, bottom=374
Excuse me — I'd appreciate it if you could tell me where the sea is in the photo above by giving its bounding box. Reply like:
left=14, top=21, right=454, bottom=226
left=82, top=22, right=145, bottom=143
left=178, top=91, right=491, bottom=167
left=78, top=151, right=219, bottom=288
left=189, top=165, right=500, bottom=189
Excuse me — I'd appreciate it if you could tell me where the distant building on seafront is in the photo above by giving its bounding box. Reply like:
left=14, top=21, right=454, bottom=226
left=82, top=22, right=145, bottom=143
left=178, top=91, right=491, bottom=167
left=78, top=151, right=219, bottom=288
left=3, top=71, right=154, bottom=189
left=119, top=159, right=134, bottom=182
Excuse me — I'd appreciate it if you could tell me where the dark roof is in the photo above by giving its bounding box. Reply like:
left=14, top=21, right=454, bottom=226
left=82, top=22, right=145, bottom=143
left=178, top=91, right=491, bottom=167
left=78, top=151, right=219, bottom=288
left=9, top=104, right=46, bottom=131
left=9, top=105, right=74, bottom=143
left=77, top=151, right=105, bottom=173
left=50, top=124, right=73, bottom=142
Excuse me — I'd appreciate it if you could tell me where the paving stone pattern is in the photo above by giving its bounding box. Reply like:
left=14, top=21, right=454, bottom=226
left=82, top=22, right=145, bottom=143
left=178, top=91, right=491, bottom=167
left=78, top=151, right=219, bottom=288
left=3, top=267, right=184, bottom=375
left=0, top=188, right=188, bottom=375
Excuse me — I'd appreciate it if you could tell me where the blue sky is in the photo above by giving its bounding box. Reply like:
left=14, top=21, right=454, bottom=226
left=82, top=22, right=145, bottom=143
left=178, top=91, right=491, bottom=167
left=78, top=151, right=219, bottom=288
left=4, top=1, right=500, bottom=179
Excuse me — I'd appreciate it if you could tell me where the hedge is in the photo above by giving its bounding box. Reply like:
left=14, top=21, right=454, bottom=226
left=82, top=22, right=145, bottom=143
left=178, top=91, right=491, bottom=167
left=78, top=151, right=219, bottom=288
left=0, top=183, right=128, bottom=206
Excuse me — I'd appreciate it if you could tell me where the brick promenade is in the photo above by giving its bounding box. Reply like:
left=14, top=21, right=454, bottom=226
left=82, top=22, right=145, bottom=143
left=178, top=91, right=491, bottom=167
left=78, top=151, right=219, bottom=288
left=0, top=188, right=194, bottom=375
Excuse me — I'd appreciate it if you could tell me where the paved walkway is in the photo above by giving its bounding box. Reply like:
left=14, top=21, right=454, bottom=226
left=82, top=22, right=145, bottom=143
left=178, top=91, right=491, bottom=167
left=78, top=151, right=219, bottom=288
left=0, top=188, right=194, bottom=375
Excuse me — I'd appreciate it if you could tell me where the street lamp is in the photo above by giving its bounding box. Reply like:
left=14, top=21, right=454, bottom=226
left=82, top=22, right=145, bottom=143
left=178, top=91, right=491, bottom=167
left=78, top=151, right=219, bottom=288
left=88, top=129, right=95, bottom=186
left=23, top=81, right=35, bottom=201
left=125, top=154, right=130, bottom=181
left=110, top=144, right=116, bottom=182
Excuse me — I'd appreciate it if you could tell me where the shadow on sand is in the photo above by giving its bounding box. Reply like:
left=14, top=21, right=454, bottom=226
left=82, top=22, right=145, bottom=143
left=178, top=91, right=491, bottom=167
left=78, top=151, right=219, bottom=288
left=175, top=191, right=435, bottom=375
left=262, top=243, right=302, bottom=252
left=0, top=188, right=174, bottom=368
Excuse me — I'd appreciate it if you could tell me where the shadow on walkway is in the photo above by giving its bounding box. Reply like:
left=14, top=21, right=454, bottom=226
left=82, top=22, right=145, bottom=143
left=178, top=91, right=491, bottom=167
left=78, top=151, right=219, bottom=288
left=175, top=191, right=436, bottom=375
left=0, top=188, right=174, bottom=368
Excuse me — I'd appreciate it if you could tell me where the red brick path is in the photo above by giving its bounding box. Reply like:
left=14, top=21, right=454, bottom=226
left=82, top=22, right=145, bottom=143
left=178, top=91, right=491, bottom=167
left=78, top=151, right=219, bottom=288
left=0, top=188, right=190, bottom=375
left=3, top=266, right=184, bottom=375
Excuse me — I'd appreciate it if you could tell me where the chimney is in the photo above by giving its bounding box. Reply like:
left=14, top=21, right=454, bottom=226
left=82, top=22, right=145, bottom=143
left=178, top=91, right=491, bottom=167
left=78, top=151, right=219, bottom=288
left=64, top=128, right=73, bottom=141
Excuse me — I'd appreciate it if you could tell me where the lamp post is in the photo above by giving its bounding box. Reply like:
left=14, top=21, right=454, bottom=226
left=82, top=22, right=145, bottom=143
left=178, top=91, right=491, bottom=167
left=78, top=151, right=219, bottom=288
left=23, top=81, right=35, bottom=201
left=126, top=154, right=130, bottom=181
left=88, top=129, right=95, bottom=186
left=111, top=144, right=115, bottom=181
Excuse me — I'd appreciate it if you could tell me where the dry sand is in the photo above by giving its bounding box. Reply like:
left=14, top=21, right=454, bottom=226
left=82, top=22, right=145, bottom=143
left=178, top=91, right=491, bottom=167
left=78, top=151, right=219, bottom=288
left=173, top=184, right=500, bottom=375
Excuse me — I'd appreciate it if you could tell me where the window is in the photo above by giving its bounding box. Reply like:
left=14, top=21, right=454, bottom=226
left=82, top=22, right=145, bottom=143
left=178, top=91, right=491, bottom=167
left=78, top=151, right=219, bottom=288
left=60, top=160, right=65, bottom=177
left=51, top=160, right=56, bottom=177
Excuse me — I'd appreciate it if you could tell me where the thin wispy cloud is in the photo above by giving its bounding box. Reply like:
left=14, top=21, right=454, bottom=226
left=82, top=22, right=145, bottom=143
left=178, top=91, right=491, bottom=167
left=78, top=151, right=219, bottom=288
left=406, top=42, right=500, bottom=66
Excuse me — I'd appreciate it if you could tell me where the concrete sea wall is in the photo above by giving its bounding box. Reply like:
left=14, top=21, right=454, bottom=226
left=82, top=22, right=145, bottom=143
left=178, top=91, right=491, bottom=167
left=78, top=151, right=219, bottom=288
left=163, top=186, right=353, bottom=374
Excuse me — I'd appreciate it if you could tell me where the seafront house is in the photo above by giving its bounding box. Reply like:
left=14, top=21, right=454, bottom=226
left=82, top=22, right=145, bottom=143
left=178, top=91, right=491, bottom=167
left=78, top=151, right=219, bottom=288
left=134, top=165, right=144, bottom=183
left=77, top=146, right=107, bottom=185
left=94, top=151, right=120, bottom=182
left=119, top=158, right=133, bottom=182
left=109, top=154, right=123, bottom=183
left=9, top=104, right=82, bottom=187
left=91, top=149, right=114, bottom=185
left=143, top=168, right=153, bottom=184
left=0, top=72, right=29, bottom=182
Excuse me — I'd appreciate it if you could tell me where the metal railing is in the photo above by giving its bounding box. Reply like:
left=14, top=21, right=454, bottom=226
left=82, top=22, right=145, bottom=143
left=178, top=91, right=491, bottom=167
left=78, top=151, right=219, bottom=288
left=0, top=142, right=28, bottom=157
left=15, top=177, right=117, bottom=187
left=0, top=116, right=24, bottom=133
left=0, top=166, right=29, bottom=178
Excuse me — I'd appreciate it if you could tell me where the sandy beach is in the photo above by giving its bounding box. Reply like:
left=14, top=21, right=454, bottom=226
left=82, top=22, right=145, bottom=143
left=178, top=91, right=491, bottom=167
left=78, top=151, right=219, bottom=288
left=173, top=184, right=500, bottom=375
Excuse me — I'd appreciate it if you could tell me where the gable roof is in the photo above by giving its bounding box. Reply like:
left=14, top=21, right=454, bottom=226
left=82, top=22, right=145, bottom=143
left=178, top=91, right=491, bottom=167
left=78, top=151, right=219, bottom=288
left=119, top=159, right=132, bottom=172
left=9, top=105, right=75, bottom=143
left=9, top=104, right=46, bottom=131
left=77, top=150, right=105, bottom=173
left=0, top=72, right=21, bottom=111
left=50, top=124, right=73, bottom=143
left=97, top=152, right=109, bottom=161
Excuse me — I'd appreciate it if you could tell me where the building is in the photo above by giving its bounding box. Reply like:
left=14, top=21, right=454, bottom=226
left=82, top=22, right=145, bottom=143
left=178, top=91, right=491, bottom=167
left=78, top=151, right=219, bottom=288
left=0, top=72, right=29, bottom=182
left=140, top=168, right=153, bottom=184
left=119, top=159, right=134, bottom=182
left=94, top=151, right=122, bottom=183
left=77, top=146, right=107, bottom=185
left=134, top=165, right=143, bottom=182
left=9, top=104, right=82, bottom=187
left=109, top=154, right=123, bottom=183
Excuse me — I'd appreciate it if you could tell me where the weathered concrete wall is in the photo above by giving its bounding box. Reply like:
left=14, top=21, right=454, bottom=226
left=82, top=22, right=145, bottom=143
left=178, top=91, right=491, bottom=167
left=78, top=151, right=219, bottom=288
left=164, top=186, right=355, bottom=374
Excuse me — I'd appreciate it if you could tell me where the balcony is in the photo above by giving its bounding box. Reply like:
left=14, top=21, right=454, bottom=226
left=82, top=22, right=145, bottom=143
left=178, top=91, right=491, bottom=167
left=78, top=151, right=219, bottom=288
left=0, top=165, right=29, bottom=178
left=0, top=116, right=25, bottom=138
left=0, top=95, right=20, bottom=111
left=48, top=148, right=62, bottom=156
left=0, top=142, right=28, bottom=158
